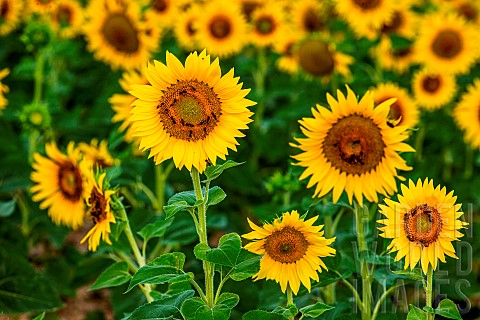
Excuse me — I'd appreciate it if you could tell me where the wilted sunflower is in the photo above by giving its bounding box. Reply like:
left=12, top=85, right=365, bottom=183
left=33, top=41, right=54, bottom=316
left=80, top=164, right=116, bottom=252
left=0, top=0, right=22, bottom=35
left=378, top=179, right=467, bottom=274
left=291, top=0, right=327, bottom=36
left=412, top=68, right=456, bottom=111
left=249, top=3, right=286, bottom=48
left=194, top=0, right=248, bottom=57
left=78, top=139, right=118, bottom=168
left=243, top=210, right=336, bottom=295
left=372, top=82, right=419, bottom=129
left=83, top=0, right=159, bottom=70
left=0, top=68, right=9, bottom=111
left=373, top=36, right=416, bottom=74
left=31, top=142, right=85, bottom=229
left=129, top=50, right=255, bottom=172
left=453, top=79, right=480, bottom=149
left=414, top=12, right=479, bottom=75
left=173, top=4, right=200, bottom=51
left=49, top=0, right=84, bottom=39
left=291, top=86, right=414, bottom=206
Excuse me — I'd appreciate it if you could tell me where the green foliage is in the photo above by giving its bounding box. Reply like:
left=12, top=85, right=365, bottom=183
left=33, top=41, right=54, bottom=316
left=89, top=261, right=131, bottom=290
left=242, top=310, right=288, bottom=320
left=272, top=305, right=298, bottom=319
left=299, top=302, right=335, bottom=318
left=137, top=217, right=173, bottom=242
left=0, top=198, right=16, bottom=217
left=203, top=160, right=244, bottom=182
left=125, top=290, right=195, bottom=320
left=407, top=305, right=427, bottom=320
left=433, top=299, right=463, bottom=320
left=181, top=293, right=239, bottom=320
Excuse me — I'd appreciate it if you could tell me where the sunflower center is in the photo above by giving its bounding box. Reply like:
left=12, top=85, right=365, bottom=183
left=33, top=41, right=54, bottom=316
left=88, top=187, right=107, bottom=224
left=0, top=0, right=9, bottom=18
left=323, top=114, right=385, bottom=175
left=209, top=16, right=231, bottom=39
left=381, top=11, right=402, bottom=34
left=102, top=13, right=139, bottom=54
left=186, top=20, right=196, bottom=36
left=255, top=16, right=275, bottom=35
left=298, top=39, right=334, bottom=77
left=241, top=1, right=260, bottom=21
left=422, top=75, right=441, bottom=93
left=264, top=227, right=309, bottom=263
left=432, top=29, right=462, bottom=59
left=353, top=0, right=381, bottom=10
left=458, top=3, right=477, bottom=21
left=56, top=5, right=73, bottom=26
left=377, top=96, right=403, bottom=124
left=152, top=0, right=167, bottom=13
left=157, top=80, right=222, bottom=141
left=58, top=162, right=83, bottom=201
left=393, top=47, right=411, bottom=58
left=303, top=10, right=324, bottom=32
left=404, top=204, right=442, bottom=247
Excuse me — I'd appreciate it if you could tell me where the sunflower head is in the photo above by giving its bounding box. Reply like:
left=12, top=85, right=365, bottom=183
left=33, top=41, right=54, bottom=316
left=243, top=210, right=336, bottom=295
left=19, top=102, right=52, bottom=132
left=78, top=139, right=118, bottom=169
left=0, top=0, right=22, bottom=35
left=412, top=68, right=456, bottom=111
left=453, top=78, right=480, bottom=149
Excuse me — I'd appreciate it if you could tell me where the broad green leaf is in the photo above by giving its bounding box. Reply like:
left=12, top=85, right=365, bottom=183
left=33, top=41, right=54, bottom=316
left=194, top=243, right=210, bottom=261
left=273, top=305, right=298, bottom=318
left=32, top=312, right=45, bottom=320
left=229, top=250, right=261, bottom=281
left=393, top=269, right=423, bottom=281
left=127, top=253, right=190, bottom=292
left=164, top=200, right=193, bottom=219
left=126, top=290, right=195, bottom=320
left=423, top=306, right=434, bottom=314
left=181, top=293, right=239, bottom=320
left=0, top=199, right=16, bottom=217
left=205, top=233, right=242, bottom=267
left=242, top=310, right=288, bottom=320
left=137, top=217, right=173, bottom=242
left=204, top=160, right=244, bottom=182
left=206, top=186, right=226, bottom=207
left=164, top=190, right=202, bottom=218
left=110, top=219, right=127, bottom=241
left=407, top=305, right=427, bottom=320
left=434, top=299, right=462, bottom=319
left=89, top=261, right=131, bottom=290
left=163, top=214, right=198, bottom=246
left=299, top=302, right=334, bottom=318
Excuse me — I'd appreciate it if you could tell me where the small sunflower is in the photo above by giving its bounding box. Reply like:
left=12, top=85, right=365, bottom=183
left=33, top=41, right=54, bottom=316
left=194, top=0, right=248, bottom=57
left=28, top=0, right=56, bottom=14
left=83, top=0, right=159, bottom=70
left=129, top=50, right=255, bottom=172
left=249, top=3, right=286, bottom=48
left=452, top=0, right=480, bottom=24
left=291, top=86, right=414, bottom=206
left=453, top=79, right=480, bottom=149
left=31, top=142, right=85, bottom=229
left=141, top=0, right=180, bottom=29
left=173, top=4, right=200, bottom=52
left=80, top=165, right=116, bottom=252
left=379, top=6, right=418, bottom=39
left=372, top=82, right=419, bottom=129
left=412, top=68, right=456, bottom=111
left=274, top=30, right=300, bottom=75
left=414, top=12, right=479, bottom=75
left=243, top=210, right=336, bottom=295
left=49, top=0, right=84, bottom=39
left=78, top=139, right=118, bottom=168
left=0, top=68, right=10, bottom=111
left=236, top=0, right=263, bottom=22
left=291, top=0, right=327, bottom=36
left=378, top=178, right=467, bottom=274
left=373, top=36, right=416, bottom=74
left=0, top=0, right=22, bottom=35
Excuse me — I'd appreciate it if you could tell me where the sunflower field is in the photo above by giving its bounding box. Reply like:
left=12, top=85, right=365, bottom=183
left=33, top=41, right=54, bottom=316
left=1, top=0, right=480, bottom=319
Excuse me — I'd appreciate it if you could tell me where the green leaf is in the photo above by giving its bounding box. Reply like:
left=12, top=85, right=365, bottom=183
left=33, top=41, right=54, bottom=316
left=299, top=302, right=334, bottom=318
left=127, top=253, right=190, bottom=292
left=242, top=310, right=288, bottom=320
left=434, top=299, right=462, bottom=319
left=32, top=312, right=45, bottom=320
left=181, top=293, right=239, bottom=320
left=110, top=219, right=127, bottom=241
left=0, top=199, right=16, bottom=217
left=206, top=186, right=226, bottom=207
left=89, top=262, right=131, bottom=290
left=204, top=160, right=244, bottom=182
left=393, top=269, right=423, bottom=281
left=407, top=305, right=427, bottom=320
left=163, top=190, right=202, bottom=218
left=194, top=243, right=210, bottom=261
left=423, top=306, right=434, bottom=314
left=228, top=250, right=261, bottom=281
left=205, top=233, right=242, bottom=267
left=273, top=305, right=298, bottom=318
left=126, top=290, right=195, bottom=320
left=137, top=217, right=173, bottom=242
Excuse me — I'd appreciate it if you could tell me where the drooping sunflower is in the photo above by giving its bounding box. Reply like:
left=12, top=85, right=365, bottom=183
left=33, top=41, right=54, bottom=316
left=194, top=0, right=248, bottom=57
left=274, top=29, right=300, bottom=75
left=372, top=82, right=419, bottom=129
left=129, top=50, right=255, bottom=172
left=412, top=68, right=456, bottom=111
left=373, top=36, right=416, bottom=74
left=80, top=164, right=116, bottom=252
left=378, top=178, right=467, bottom=274
left=83, top=0, right=159, bottom=70
left=453, top=79, right=480, bottom=149
left=249, top=3, right=287, bottom=48
left=31, top=142, right=85, bottom=229
left=414, top=12, right=479, bottom=75
left=0, top=0, right=22, bottom=35
left=291, top=0, right=327, bottom=36
left=0, top=68, right=10, bottom=111
left=78, top=139, right=118, bottom=168
left=49, top=0, right=84, bottom=39
left=243, top=210, right=336, bottom=295
left=173, top=4, right=200, bottom=52
left=291, top=86, right=414, bottom=206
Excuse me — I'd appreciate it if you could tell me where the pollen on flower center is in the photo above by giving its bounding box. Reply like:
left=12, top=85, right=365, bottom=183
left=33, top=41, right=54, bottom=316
left=404, top=204, right=442, bottom=247
left=353, top=0, right=381, bottom=10
left=422, top=76, right=441, bottom=93
left=432, top=30, right=462, bottom=59
left=209, top=16, right=231, bottom=39
left=323, top=115, right=385, bottom=175
left=58, top=162, right=83, bottom=201
left=88, top=187, right=107, bottom=224
left=157, top=80, right=222, bottom=141
left=102, top=14, right=139, bottom=53
left=264, top=227, right=309, bottom=263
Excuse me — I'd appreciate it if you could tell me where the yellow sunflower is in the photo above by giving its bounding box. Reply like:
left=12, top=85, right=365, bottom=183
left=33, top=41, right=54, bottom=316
left=83, top=0, right=159, bottom=70
left=379, top=5, right=418, bottom=39
left=235, top=0, right=263, bottom=22
left=291, top=86, right=414, bottom=206
left=30, top=142, right=86, bottom=229
left=249, top=3, right=287, bottom=48
left=173, top=4, right=200, bottom=52
left=78, top=139, right=118, bottom=168
left=291, top=0, right=327, bottom=37
left=0, top=68, right=10, bottom=111
left=129, top=50, right=255, bottom=172
left=28, top=0, right=56, bottom=14
left=0, top=0, right=22, bottom=35
left=194, top=0, right=248, bottom=58
left=80, top=164, right=116, bottom=252
left=414, top=12, right=479, bottom=75
left=243, top=210, right=336, bottom=295
left=49, top=0, right=84, bottom=39
left=378, top=178, right=467, bottom=274
left=141, top=0, right=180, bottom=29
left=412, top=68, right=457, bottom=111
left=372, top=82, right=419, bottom=129
left=453, top=79, right=480, bottom=149
left=274, top=29, right=300, bottom=75
left=452, top=0, right=480, bottom=24
left=373, top=36, right=416, bottom=74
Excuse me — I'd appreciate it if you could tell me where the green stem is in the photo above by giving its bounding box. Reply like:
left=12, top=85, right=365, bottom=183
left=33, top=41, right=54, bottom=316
left=190, top=278, right=207, bottom=302
left=155, top=162, right=174, bottom=214
left=414, top=125, right=425, bottom=162
left=214, top=275, right=229, bottom=304
left=191, top=168, right=215, bottom=307
left=464, top=144, right=473, bottom=179
left=371, top=284, right=402, bottom=320
left=253, top=48, right=267, bottom=129
left=16, top=192, right=30, bottom=238
left=333, top=270, right=364, bottom=313
left=136, top=181, right=160, bottom=211
left=33, top=51, right=45, bottom=105
left=426, top=267, right=434, bottom=320
left=120, top=187, right=141, bottom=209
left=286, top=286, right=295, bottom=320
left=324, top=215, right=335, bottom=305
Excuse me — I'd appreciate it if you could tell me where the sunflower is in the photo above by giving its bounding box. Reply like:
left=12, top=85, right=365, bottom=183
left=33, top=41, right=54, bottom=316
left=249, top=3, right=286, bottom=48
left=291, top=86, right=414, bottom=206
left=83, top=0, right=159, bottom=70
left=194, top=0, right=248, bottom=57
left=412, top=68, right=456, bottom=111
left=291, top=0, right=327, bottom=37
left=451, top=0, right=480, bottom=24
left=0, top=68, right=9, bottom=111
left=414, top=12, right=479, bottom=75
left=78, top=139, right=118, bottom=168
left=0, top=0, right=22, bottom=35
left=372, top=82, right=419, bottom=129
left=129, top=50, right=255, bottom=172
left=49, top=0, right=84, bottom=39
left=373, top=36, right=416, bottom=74
left=378, top=178, right=467, bottom=274
left=80, top=164, right=116, bottom=252
left=235, top=0, right=263, bottom=22
left=379, top=5, right=418, bottom=39
left=28, top=0, right=56, bottom=14
left=30, top=142, right=85, bottom=229
left=453, top=79, right=480, bottom=149
left=243, top=210, right=336, bottom=295
left=274, top=30, right=300, bottom=75
left=141, top=0, right=180, bottom=29
left=173, top=4, right=200, bottom=52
